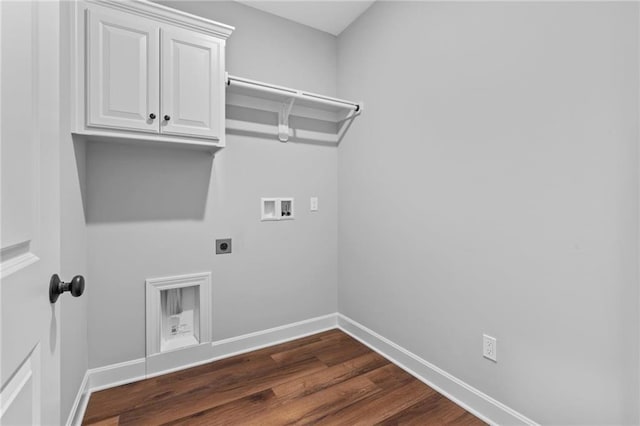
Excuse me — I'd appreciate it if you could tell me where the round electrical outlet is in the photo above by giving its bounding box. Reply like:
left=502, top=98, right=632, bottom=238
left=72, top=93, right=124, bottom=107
left=216, top=239, right=232, bottom=255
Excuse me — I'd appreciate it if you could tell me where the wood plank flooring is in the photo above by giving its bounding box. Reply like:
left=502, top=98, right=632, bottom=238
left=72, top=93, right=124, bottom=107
left=83, top=329, right=486, bottom=425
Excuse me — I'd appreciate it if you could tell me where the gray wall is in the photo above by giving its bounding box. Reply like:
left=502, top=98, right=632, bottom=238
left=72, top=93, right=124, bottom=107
left=337, top=2, right=639, bottom=424
left=86, top=1, right=338, bottom=367
left=59, top=2, right=88, bottom=423
left=80, top=2, right=640, bottom=423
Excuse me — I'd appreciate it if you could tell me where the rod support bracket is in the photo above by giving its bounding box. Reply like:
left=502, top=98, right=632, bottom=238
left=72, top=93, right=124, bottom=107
left=278, top=97, right=296, bottom=142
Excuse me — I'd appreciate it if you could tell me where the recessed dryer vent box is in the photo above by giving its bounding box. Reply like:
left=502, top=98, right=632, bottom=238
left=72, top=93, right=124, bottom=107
left=261, top=198, right=294, bottom=221
left=145, top=272, right=211, bottom=357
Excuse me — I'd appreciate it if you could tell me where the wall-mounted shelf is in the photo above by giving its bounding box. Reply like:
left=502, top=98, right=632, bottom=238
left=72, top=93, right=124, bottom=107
left=226, top=74, right=362, bottom=143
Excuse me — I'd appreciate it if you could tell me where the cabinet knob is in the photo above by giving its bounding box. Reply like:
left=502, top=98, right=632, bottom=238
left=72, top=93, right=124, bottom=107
left=149, top=113, right=156, bottom=120
left=164, top=115, right=171, bottom=121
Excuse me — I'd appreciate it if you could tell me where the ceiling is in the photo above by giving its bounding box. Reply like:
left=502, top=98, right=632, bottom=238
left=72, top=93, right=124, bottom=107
left=235, top=1, right=376, bottom=36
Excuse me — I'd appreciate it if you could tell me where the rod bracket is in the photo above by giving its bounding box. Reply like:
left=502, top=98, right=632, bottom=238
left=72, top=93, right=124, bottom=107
left=278, top=97, right=296, bottom=142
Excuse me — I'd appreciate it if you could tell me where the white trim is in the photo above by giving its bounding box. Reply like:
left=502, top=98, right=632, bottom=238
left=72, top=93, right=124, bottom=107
left=66, top=358, right=146, bottom=425
left=0, top=345, right=41, bottom=425
left=86, top=0, right=234, bottom=39
left=336, top=314, right=538, bottom=426
left=147, top=313, right=336, bottom=379
left=145, top=348, right=216, bottom=380
left=210, top=313, right=337, bottom=358
left=71, top=131, right=223, bottom=152
left=69, top=313, right=336, bottom=425
left=65, top=371, right=89, bottom=426
left=146, top=342, right=212, bottom=378
left=87, top=357, right=146, bottom=393
left=0, top=252, right=39, bottom=279
left=67, top=313, right=535, bottom=426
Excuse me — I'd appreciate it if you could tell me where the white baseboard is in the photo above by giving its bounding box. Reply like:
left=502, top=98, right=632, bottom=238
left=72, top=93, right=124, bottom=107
left=65, top=371, right=89, bottom=426
left=336, top=314, right=538, bottom=426
left=146, top=342, right=213, bottom=378
left=210, top=312, right=337, bottom=359
left=67, top=312, right=535, bottom=426
left=67, top=313, right=338, bottom=426
left=88, top=357, right=147, bottom=393
left=65, top=357, right=147, bottom=426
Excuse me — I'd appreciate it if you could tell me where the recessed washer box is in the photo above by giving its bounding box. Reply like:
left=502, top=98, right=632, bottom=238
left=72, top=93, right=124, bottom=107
left=261, top=198, right=295, bottom=221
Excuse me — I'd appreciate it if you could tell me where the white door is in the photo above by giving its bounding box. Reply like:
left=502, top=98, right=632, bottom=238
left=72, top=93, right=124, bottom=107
left=160, top=27, right=222, bottom=140
left=86, top=7, right=160, bottom=133
left=1, top=1, right=63, bottom=424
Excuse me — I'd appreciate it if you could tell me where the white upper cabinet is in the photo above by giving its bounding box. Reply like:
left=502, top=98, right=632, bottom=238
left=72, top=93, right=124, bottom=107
left=72, top=0, right=233, bottom=150
left=161, top=27, right=222, bottom=140
left=86, top=8, right=160, bottom=133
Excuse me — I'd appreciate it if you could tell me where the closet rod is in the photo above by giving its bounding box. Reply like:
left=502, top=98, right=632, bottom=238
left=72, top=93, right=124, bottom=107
left=226, top=74, right=361, bottom=112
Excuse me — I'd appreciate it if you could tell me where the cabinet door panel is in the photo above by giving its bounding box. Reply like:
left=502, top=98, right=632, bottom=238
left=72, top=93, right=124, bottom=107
left=161, top=28, right=222, bottom=140
left=87, top=8, right=160, bottom=132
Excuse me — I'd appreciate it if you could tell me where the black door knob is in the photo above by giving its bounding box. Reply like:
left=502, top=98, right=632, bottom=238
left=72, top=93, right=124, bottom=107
left=49, top=274, right=85, bottom=303
left=149, top=113, right=156, bottom=120
left=164, top=115, right=171, bottom=121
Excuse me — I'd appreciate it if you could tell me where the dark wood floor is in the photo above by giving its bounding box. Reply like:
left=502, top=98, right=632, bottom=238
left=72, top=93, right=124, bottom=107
left=83, top=329, right=485, bottom=425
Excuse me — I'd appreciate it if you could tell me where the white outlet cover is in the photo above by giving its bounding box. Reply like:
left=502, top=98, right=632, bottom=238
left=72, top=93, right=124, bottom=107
left=310, top=197, right=318, bottom=211
left=483, top=334, right=497, bottom=362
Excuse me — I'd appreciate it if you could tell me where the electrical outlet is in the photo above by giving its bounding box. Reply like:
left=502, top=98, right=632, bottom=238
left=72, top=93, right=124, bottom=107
left=310, top=197, right=318, bottom=211
left=216, top=239, right=232, bottom=254
left=483, top=334, right=497, bottom=362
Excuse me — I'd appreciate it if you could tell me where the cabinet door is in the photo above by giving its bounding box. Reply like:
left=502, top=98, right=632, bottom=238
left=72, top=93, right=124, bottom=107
left=161, top=27, right=223, bottom=140
left=86, top=8, right=160, bottom=133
